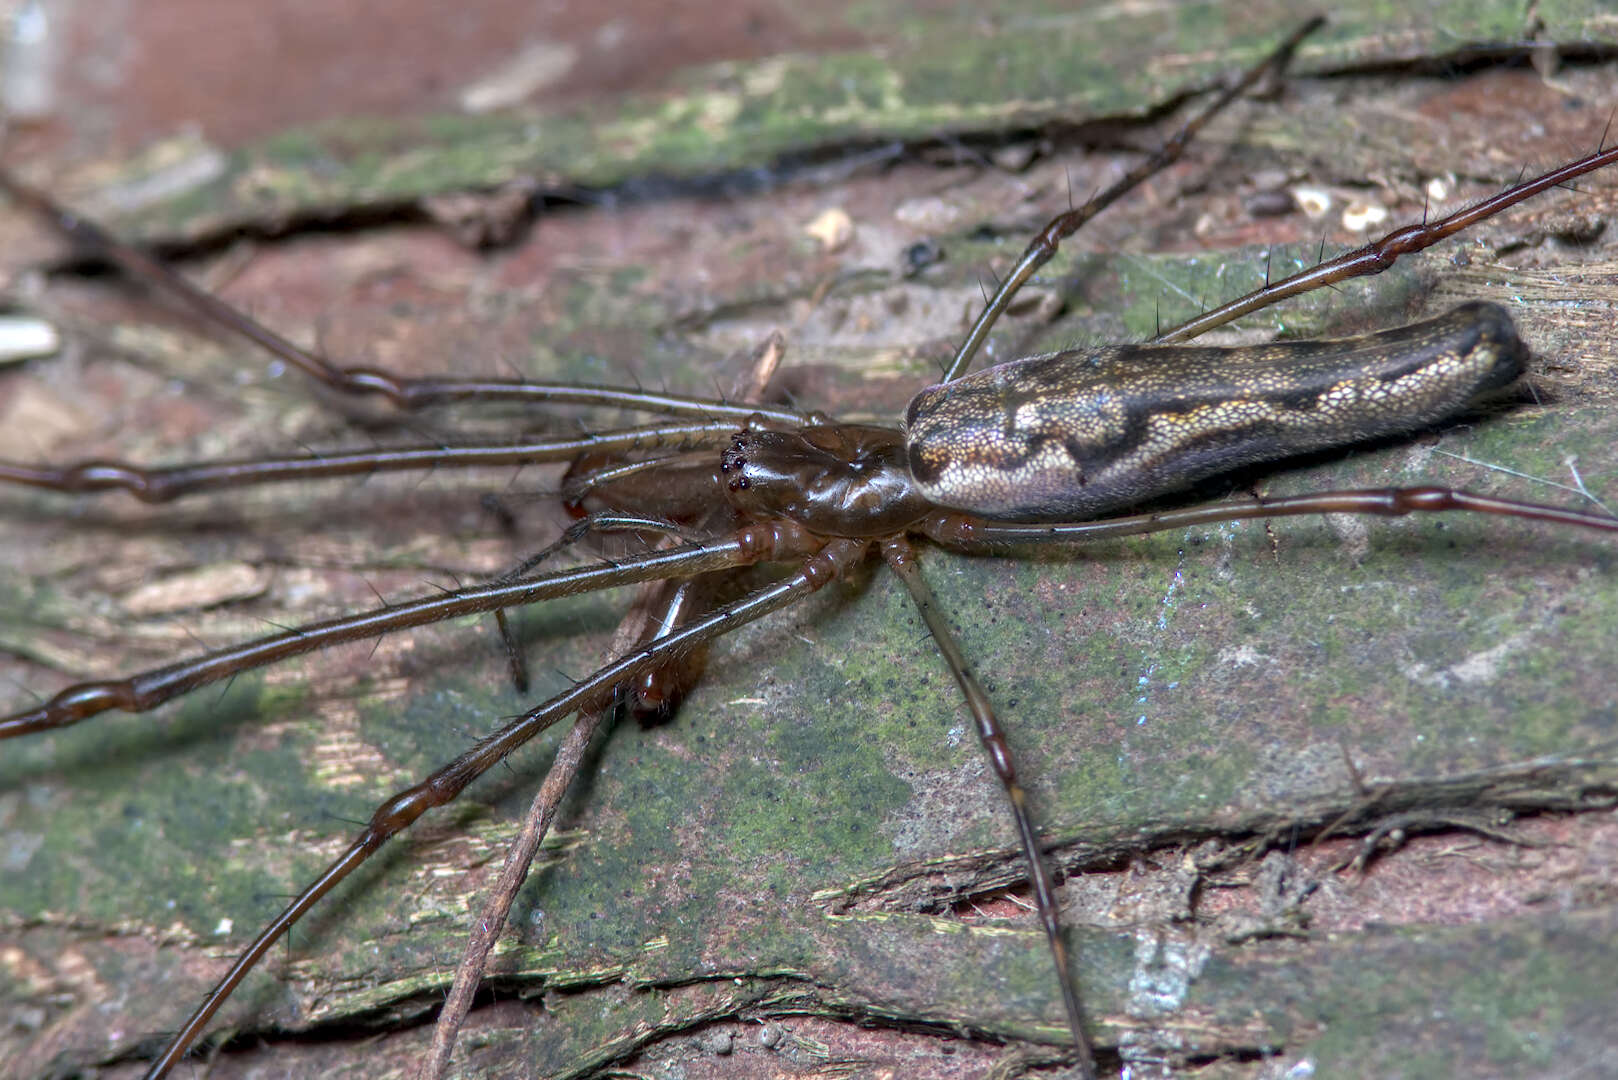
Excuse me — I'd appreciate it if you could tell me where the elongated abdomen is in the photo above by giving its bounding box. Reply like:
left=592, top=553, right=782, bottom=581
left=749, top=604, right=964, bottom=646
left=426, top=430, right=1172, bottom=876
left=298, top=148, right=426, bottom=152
left=905, top=301, right=1527, bottom=520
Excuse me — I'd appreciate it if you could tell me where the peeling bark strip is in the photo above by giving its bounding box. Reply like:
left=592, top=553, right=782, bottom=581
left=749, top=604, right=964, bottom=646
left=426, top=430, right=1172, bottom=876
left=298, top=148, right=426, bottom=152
left=3, top=3, right=1618, bottom=1078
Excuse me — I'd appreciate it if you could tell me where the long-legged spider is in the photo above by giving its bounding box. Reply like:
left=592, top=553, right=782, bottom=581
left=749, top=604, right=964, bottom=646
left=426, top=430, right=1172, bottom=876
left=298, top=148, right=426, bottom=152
left=3, top=8, right=1618, bottom=1080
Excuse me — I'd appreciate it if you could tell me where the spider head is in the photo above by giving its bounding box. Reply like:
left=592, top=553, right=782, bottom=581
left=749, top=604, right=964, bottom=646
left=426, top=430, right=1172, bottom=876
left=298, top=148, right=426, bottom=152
left=720, top=424, right=931, bottom=538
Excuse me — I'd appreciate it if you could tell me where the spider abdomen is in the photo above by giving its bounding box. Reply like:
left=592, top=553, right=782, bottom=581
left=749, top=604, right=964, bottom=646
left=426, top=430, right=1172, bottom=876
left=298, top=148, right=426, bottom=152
left=905, top=301, right=1527, bottom=520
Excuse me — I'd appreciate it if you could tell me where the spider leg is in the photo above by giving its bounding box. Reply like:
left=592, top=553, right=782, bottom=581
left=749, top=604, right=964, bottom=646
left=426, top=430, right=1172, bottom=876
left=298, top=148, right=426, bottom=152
left=0, top=169, right=811, bottom=426
left=420, top=571, right=675, bottom=1080
left=882, top=536, right=1097, bottom=1080
left=423, top=331, right=792, bottom=1077
left=924, top=486, right=1618, bottom=546
left=427, top=539, right=711, bottom=1076
left=1155, top=142, right=1618, bottom=344
left=944, top=16, right=1323, bottom=381
left=144, top=531, right=868, bottom=1078
left=0, top=421, right=742, bottom=502
left=0, top=529, right=770, bottom=737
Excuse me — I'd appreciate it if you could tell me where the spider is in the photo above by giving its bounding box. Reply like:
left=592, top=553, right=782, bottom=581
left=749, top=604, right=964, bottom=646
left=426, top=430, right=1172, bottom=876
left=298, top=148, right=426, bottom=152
left=5, top=10, right=1618, bottom=1080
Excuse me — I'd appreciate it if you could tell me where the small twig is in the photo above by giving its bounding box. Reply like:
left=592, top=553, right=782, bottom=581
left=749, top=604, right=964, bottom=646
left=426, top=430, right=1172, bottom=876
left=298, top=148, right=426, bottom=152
left=418, top=703, right=609, bottom=1079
